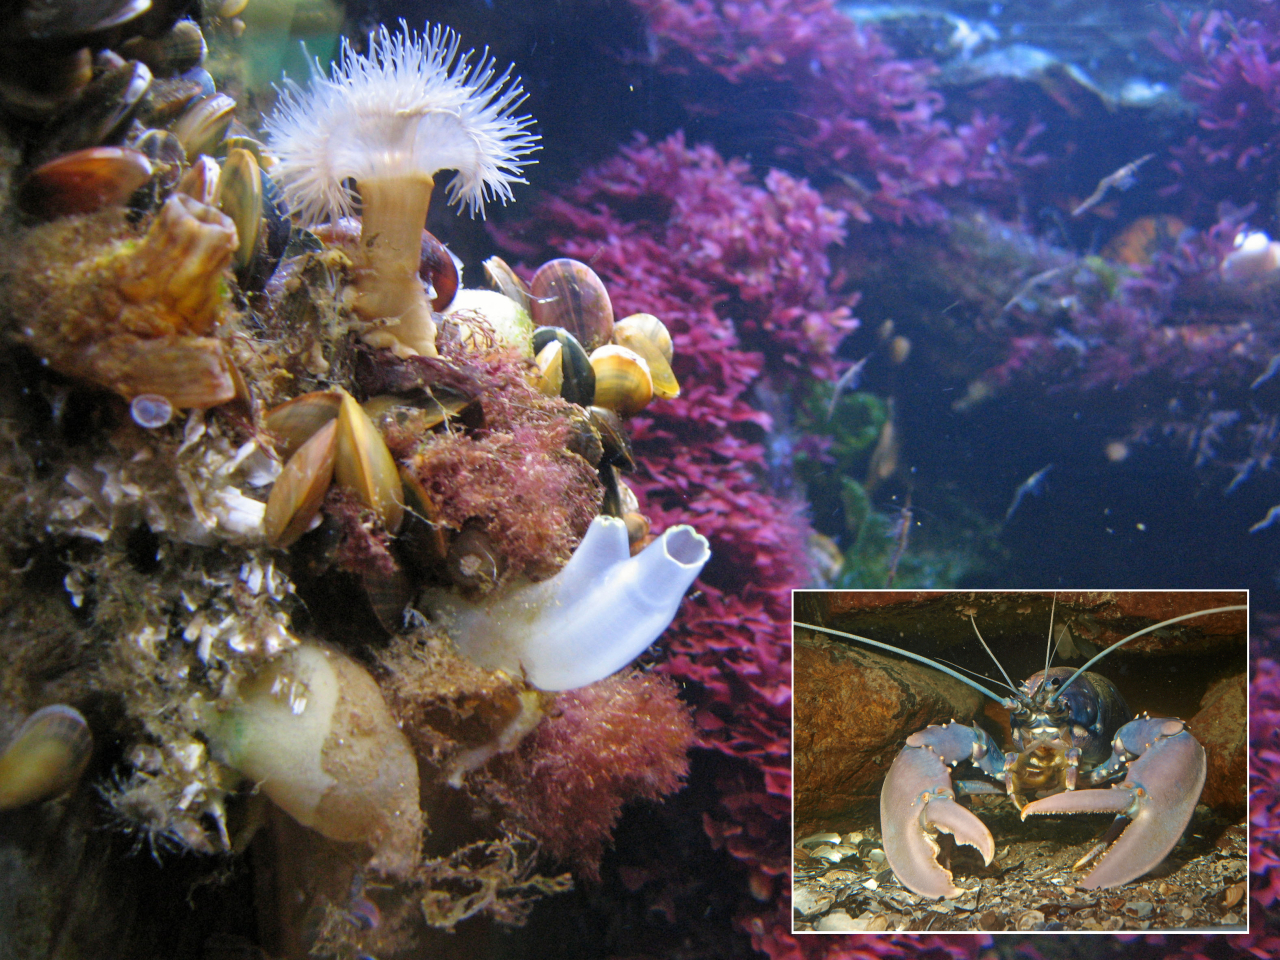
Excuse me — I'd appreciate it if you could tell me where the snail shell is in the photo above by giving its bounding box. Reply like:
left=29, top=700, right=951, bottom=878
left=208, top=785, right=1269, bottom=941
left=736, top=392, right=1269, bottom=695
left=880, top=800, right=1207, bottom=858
left=0, top=705, right=93, bottom=810
left=529, top=258, right=614, bottom=351
left=447, top=523, right=506, bottom=595
left=613, top=313, right=679, bottom=400
left=589, top=345, right=653, bottom=416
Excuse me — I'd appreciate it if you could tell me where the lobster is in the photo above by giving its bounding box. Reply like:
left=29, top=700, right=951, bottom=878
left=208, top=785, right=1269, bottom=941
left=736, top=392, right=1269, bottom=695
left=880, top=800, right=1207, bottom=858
left=795, top=596, right=1246, bottom=900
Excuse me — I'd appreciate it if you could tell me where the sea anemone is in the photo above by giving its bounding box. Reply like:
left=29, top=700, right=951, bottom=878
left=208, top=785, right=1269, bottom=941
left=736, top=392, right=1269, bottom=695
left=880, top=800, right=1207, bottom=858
left=265, top=21, right=538, bottom=357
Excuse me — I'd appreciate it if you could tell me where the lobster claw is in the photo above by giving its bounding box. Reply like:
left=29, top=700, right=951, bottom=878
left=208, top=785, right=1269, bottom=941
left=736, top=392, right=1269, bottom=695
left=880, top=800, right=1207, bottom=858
left=880, top=723, right=1002, bottom=898
left=1020, top=717, right=1206, bottom=889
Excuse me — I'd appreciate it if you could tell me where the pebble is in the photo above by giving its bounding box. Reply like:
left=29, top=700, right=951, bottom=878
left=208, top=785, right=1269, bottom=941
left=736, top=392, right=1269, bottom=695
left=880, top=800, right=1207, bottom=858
left=792, top=887, right=835, bottom=917
left=797, top=831, right=842, bottom=847
left=815, top=910, right=863, bottom=932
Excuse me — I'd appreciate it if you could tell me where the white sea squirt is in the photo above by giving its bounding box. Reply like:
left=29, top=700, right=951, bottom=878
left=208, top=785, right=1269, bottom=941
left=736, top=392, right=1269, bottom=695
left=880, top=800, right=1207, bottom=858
left=199, top=640, right=423, bottom=877
left=425, top=515, right=711, bottom=690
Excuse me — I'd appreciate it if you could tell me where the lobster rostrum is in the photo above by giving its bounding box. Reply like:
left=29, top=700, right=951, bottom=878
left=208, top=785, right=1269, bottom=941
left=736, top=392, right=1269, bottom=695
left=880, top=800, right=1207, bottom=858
left=796, top=599, right=1247, bottom=900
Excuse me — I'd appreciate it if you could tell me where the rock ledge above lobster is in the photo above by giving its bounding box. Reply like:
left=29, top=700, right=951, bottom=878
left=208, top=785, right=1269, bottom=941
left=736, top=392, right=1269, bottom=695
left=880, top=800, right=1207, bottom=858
left=792, top=590, right=1247, bottom=921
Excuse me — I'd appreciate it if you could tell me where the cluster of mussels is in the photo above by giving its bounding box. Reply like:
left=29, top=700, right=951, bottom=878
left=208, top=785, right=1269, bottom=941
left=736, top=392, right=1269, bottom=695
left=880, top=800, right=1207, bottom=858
left=0, top=6, right=702, bottom=954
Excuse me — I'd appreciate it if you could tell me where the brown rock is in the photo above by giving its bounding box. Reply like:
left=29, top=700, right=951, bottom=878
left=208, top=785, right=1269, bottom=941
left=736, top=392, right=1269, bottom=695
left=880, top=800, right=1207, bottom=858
left=1190, top=672, right=1247, bottom=816
left=793, top=628, right=983, bottom=835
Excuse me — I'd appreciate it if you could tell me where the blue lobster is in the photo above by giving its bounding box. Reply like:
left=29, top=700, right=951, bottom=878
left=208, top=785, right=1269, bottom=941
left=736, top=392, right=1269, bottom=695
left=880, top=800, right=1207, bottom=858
left=796, top=600, right=1246, bottom=899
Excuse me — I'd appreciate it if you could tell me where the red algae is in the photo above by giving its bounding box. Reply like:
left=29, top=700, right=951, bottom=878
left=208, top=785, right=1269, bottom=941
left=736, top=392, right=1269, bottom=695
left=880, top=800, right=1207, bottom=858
left=483, top=671, right=695, bottom=879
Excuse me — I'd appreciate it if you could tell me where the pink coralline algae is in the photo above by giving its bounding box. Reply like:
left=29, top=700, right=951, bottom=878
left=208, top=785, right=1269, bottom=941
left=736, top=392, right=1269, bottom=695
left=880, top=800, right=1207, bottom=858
left=1155, top=2, right=1280, bottom=216
left=980, top=239, right=1262, bottom=399
left=1253, top=633, right=1280, bottom=910
left=627, top=0, right=1025, bottom=225
left=503, top=131, right=851, bottom=951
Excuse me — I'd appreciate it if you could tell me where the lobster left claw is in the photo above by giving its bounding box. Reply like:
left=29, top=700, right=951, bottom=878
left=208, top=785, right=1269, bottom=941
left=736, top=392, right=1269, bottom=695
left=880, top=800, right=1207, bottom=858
left=1020, top=717, right=1206, bottom=889
left=880, top=722, right=1005, bottom=898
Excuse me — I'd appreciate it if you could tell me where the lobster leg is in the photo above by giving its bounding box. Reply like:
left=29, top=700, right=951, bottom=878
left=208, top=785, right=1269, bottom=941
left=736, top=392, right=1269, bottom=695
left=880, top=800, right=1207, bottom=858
left=880, top=722, right=1007, bottom=898
left=1020, top=717, right=1206, bottom=889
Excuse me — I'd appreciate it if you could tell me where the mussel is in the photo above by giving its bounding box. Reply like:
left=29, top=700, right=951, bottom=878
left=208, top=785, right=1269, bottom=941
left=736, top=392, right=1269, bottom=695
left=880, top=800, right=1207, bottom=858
left=532, top=326, right=595, bottom=406
left=18, top=145, right=152, bottom=217
left=32, top=57, right=151, bottom=165
left=0, top=705, right=93, bottom=810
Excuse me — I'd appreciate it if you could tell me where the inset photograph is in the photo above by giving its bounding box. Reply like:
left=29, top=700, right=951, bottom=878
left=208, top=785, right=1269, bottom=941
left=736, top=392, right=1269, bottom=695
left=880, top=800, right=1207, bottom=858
left=792, top=590, right=1248, bottom=933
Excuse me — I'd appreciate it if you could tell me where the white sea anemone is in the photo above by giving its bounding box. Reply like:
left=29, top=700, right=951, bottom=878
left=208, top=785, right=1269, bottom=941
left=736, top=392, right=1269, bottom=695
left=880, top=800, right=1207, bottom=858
left=263, top=22, right=539, bottom=357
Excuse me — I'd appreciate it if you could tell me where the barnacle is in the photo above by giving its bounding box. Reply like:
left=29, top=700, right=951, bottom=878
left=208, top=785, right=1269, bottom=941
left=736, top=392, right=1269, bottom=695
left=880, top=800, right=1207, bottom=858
left=5, top=192, right=240, bottom=407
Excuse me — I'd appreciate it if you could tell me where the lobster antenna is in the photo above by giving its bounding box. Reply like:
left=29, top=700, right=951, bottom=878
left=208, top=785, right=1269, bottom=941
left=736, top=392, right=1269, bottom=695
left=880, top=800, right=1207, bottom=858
left=1043, top=593, right=1057, bottom=676
left=935, top=656, right=1018, bottom=695
left=968, top=616, right=1023, bottom=701
left=1055, top=604, right=1248, bottom=700
left=794, top=621, right=1008, bottom=703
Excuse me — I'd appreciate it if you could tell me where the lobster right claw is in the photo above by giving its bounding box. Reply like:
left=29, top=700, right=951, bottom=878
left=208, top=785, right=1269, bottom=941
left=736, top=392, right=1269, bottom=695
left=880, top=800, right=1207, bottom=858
left=880, top=723, right=1002, bottom=898
left=1020, top=717, right=1206, bottom=889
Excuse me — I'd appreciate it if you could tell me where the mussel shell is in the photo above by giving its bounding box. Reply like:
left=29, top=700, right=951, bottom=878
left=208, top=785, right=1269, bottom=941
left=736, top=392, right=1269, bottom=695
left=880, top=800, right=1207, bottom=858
left=222, top=135, right=265, bottom=164
left=172, top=92, right=235, bottom=161
left=0, top=48, right=93, bottom=120
left=265, top=390, right=342, bottom=462
left=397, top=468, right=450, bottom=580
left=142, top=69, right=215, bottom=126
left=33, top=58, right=152, bottom=164
left=264, top=418, right=337, bottom=548
left=178, top=153, right=219, bottom=204
left=249, top=167, right=291, bottom=290
left=533, top=339, right=563, bottom=398
left=360, top=563, right=416, bottom=635
left=564, top=408, right=604, bottom=466
left=363, top=394, right=471, bottom=435
left=0, top=704, right=93, bottom=810
left=531, top=326, right=594, bottom=406
left=121, top=18, right=206, bottom=78
left=334, top=391, right=405, bottom=534
left=217, top=148, right=262, bottom=273
left=19, top=145, right=152, bottom=217
left=483, top=255, right=531, bottom=313
left=132, top=128, right=184, bottom=190
left=6, top=0, right=151, bottom=44
left=529, top=258, right=615, bottom=351
left=599, top=462, right=624, bottom=518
